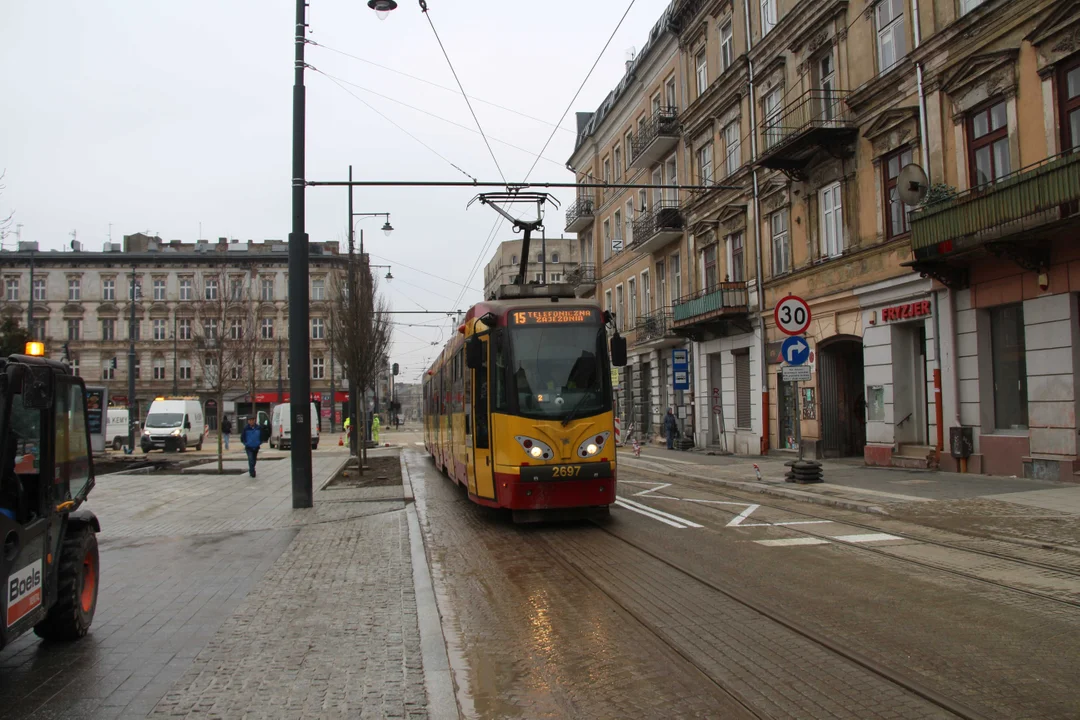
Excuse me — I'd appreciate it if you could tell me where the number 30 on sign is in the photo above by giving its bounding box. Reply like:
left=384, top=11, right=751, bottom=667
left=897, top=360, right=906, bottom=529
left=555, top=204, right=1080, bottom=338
left=774, top=295, right=812, bottom=336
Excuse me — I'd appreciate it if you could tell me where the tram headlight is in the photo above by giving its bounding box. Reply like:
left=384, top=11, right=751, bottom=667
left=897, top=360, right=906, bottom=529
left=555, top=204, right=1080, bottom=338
left=578, top=432, right=611, bottom=458
left=530, top=446, right=543, bottom=458
left=514, top=436, right=553, bottom=461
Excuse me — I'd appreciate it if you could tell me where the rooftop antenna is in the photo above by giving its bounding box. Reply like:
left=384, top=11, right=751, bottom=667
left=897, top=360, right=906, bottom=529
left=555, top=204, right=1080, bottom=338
left=108, top=223, right=113, bottom=242
left=467, top=189, right=560, bottom=287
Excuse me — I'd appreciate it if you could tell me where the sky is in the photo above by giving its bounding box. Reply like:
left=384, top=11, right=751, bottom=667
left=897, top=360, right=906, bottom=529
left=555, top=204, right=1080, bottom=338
left=0, top=0, right=670, bottom=383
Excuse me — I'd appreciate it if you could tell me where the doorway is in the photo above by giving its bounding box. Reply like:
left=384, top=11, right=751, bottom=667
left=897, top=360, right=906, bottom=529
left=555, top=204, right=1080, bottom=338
left=892, top=323, right=929, bottom=446
left=818, top=336, right=866, bottom=457
left=640, top=361, right=653, bottom=437
left=777, top=374, right=798, bottom=450
left=708, top=354, right=724, bottom=446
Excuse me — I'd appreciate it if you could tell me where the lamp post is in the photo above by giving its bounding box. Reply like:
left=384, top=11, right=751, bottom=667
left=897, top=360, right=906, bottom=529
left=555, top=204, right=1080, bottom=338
left=26, top=244, right=35, bottom=339
left=127, top=266, right=138, bottom=452
left=171, top=319, right=179, bottom=395
left=277, top=336, right=284, bottom=405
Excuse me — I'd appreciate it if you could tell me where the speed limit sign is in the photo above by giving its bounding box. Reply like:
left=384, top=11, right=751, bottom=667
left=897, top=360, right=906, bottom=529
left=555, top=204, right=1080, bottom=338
left=774, top=295, right=811, bottom=336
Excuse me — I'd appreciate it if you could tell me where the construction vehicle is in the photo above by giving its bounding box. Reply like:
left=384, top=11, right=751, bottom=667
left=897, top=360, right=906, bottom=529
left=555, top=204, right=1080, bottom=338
left=0, top=343, right=100, bottom=651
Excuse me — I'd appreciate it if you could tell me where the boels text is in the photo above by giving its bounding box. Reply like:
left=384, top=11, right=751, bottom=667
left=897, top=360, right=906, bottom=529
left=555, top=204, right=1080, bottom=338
left=882, top=300, right=931, bottom=323
left=6, top=561, right=43, bottom=627
left=9, top=567, right=41, bottom=602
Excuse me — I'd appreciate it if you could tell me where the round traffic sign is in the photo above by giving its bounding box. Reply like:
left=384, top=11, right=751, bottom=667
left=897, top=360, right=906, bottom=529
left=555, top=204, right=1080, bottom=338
left=774, top=295, right=811, bottom=336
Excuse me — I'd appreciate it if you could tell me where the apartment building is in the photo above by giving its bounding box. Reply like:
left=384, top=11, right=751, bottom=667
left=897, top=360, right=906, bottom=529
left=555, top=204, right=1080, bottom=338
left=0, top=233, right=349, bottom=429
left=482, top=237, right=580, bottom=300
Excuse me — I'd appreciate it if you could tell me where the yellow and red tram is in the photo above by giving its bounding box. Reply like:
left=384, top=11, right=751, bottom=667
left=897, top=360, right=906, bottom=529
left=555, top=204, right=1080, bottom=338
left=423, top=286, right=626, bottom=517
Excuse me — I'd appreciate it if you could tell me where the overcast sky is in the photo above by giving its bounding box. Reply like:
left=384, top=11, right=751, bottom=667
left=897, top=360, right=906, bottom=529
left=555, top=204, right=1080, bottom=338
left=0, top=0, right=668, bottom=381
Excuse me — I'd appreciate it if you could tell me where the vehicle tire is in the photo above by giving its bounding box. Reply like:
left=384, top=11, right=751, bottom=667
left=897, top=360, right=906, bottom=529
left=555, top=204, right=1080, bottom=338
left=312, top=442, right=318, bottom=450
left=142, top=447, right=150, bottom=454
left=178, top=437, right=187, bottom=453
left=112, top=437, right=123, bottom=451
left=33, top=527, right=98, bottom=641
left=196, top=438, right=203, bottom=451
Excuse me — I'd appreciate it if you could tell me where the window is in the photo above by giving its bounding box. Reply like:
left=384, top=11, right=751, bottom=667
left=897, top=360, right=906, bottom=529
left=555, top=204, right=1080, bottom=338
left=551, top=252, right=560, bottom=264
left=720, top=21, right=734, bottom=70
left=68, top=278, right=80, bottom=301
left=652, top=93, right=661, bottom=115
left=102, top=278, right=115, bottom=301
left=67, top=319, right=81, bottom=341
left=102, top=358, right=115, bottom=381
left=536, top=252, right=543, bottom=263
left=969, top=100, right=1009, bottom=186
left=129, top=279, right=141, bottom=301
left=32, top=278, right=45, bottom=301
left=153, top=278, right=166, bottom=301
left=696, top=50, right=708, bottom=95
left=153, top=357, right=166, bottom=380
left=204, top=277, right=218, bottom=300
left=671, top=253, right=682, bottom=301
left=665, top=76, right=677, bottom=108
left=312, top=317, right=325, bottom=340
left=603, top=219, right=612, bottom=260
left=548, top=272, right=563, bottom=283
left=641, top=270, right=651, bottom=313
left=734, top=349, right=751, bottom=428
left=5, top=278, right=18, bottom=301
left=771, top=210, right=790, bottom=275
left=69, top=356, right=79, bottom=377
left=312, top=356, right=325, bottom=380
left=1058, top=57, right=1080, bottom=151
left=656, top=261, right=667, bottom=306
left=30, top=319, right=45, bottom=341
left=819, top=182, right=844, bottom=258
left=312, top=278, right=325, bottom=301
left=615, top=285, right=625, bottom=331
left=638, top=189, right=648, bottom=216
left=230, top=319, right=244, bottom=340
left=724, top=122, right=741, bottom=176
left=533, top=272, right=544, bottom=283
left=763, top=87, right=783, bottom=149
left=990, top=304, right=1028, bottom=430
left=818, top=53, right=837, bottom=122
left=625, top=131, right=634, bottom=167
left=134, top=356, right=141, bottom=380
left=876, top=0, right=906, bottom=73
left=261, top=318, right=274, bottom=339
left=698, top=142, right=714, bottom=184
left=179, top=278, right=193, bottom=301
left=613, top=210, right=623, bottom=253
left=603, top=157, right=611, bottom=186
left=262, top=356, right=274, bottom=380
left=261, top=277, right=274, bottom=301
left=604, top=290, right=613, bottom=320
left=628, top=278, right=638, bottom=326
left=626, top=200, right=635, bottom=246
left=884, top=147, right=915, bottom=239
left=178, top=318, right=192, bottom=341
left=101, top=318, right=115, bottom=341
left=231, top=360, right=243, bottom=381
left=129, top=321, right=141, bottom=341
left=960, top=0, right=985, bottom=14
left=153, top=319, right=167, bottom=340
left=614, top=146, right=622, bottom=179
left=729, top=233, right=745, bottom=282
left=704, top=244, right=719, bottom=290
left=179, top=358, right=192, bottom=380
left=761, top=0, right=776, bottom=35
left=204, top=355, right=218, bottom=383
left=664, top=155, right=678, bottom=204
left=204, top=319, right=218, bottom=340
left=230, top=279, right=244, bottom=301
left=511, top=254, right=518, bottom=264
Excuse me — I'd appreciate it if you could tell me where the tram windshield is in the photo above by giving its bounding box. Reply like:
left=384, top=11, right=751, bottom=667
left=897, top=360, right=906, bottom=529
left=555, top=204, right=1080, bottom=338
left=507, top=324, right=609, bottom=419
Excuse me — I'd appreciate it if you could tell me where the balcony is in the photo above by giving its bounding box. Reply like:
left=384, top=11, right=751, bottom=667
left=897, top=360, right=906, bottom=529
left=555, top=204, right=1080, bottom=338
left=757, top=89, right=856, bottom=179
left=908, top=152, right=1080, bottom=286
left=672, top=282, right=750, bottom=338
left=630, top=107, right=680, bottom=169
left=565, top=198, right=595, bottom=234
left=565, top=263, right=597, bottom=295
left=633, top=308, right=681, bottom=349
left=630, top=200, right=685, bottom=254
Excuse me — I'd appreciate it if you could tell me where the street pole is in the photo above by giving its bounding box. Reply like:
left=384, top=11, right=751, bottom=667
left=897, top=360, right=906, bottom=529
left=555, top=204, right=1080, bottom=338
left=348, top=166, right=358, bottom=455
left=277, top=337, right=284, bottom=403
left=329, top=305, right=335, bottom=434
left=289, top=0, right=313, bottom=508
left=26, top=247, right=34, bottom=338
left=172, top=319, right=179, bottom=395
left=128, top=266, right=137, bottom=451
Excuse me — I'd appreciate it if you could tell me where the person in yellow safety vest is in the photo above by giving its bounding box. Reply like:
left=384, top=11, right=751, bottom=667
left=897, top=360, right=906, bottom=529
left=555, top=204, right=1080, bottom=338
left=372, top=414, right=381, bottom=444
left=343, top=416, right=352, bottom=434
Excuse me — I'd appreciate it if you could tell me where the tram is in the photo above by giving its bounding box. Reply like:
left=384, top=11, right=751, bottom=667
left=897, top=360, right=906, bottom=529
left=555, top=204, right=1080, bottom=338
left=424, top=284, right=627, bottom=519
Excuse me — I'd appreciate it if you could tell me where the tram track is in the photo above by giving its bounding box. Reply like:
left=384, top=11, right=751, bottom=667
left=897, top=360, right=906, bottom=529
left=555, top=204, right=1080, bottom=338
left=621, top=463, right=1080, bottom=608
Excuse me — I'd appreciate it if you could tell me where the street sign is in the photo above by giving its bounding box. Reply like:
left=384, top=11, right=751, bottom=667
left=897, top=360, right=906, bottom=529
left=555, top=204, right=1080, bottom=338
left=672, top=348, right=690, bottom=391
left=781, top=336, right=810, bottom=366
left=774, top=295, right=812, bottom=336
left=782, top=365, right=812, bottom=382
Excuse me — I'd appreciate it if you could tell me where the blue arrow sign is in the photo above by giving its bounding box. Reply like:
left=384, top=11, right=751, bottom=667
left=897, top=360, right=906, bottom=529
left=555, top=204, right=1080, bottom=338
left=781, top=335, right=810, bottom=366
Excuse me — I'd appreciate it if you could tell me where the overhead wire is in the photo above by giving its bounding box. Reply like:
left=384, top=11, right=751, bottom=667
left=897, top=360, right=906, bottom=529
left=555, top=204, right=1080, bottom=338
left=370, top=253, right=481, bottom=293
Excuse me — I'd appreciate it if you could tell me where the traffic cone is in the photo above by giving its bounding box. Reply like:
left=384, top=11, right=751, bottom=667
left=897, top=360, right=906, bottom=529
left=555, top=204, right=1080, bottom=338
left=338, top=436, right=344, bottom=446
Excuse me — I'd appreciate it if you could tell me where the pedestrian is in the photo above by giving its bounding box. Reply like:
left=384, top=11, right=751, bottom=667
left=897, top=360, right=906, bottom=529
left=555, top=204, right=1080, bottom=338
left=221, top=415, right=232, bottom=451
left=372, top=414, right=381, bottom=444
left=664, top=408, right=678, bottom=450
left=241, top=416, right=263, bottom=478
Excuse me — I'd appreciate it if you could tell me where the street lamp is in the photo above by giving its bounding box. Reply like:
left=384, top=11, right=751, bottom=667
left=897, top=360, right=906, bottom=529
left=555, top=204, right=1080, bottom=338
left=367, top=0, right=398, bottom=20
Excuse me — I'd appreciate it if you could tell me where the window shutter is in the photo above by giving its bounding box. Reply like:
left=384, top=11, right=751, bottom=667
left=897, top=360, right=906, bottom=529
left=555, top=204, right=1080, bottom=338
left=735, top=350, right=752, bottom=429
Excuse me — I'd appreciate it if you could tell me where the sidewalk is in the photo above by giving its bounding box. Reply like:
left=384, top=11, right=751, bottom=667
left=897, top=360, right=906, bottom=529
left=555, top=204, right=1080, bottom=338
left=622, top=445, right=1080, bottom=549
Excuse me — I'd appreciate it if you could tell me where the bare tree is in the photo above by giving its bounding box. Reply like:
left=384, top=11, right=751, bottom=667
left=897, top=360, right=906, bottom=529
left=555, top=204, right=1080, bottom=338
left=190, top=267, right=260, bottom=472
left=329, top=257, right=392, bottom=472
left=0, top=170, right=14, bottom=243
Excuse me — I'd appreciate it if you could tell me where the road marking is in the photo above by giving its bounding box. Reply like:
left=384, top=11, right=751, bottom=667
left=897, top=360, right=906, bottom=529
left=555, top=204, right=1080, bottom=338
left=614, top=500, right=689, bottom=528
left=616, top=497, right=703, bottom=528
left=832, top=533, right=901, bottom=543
left=620, top=480, right=672, bottom=497
left=414, top=442, right=425, bottom=446
left=755, top=538, right=831, bottom=547
left=725, top=504, right=760, bottom=527
left=736, top=520, right=833, bottom=527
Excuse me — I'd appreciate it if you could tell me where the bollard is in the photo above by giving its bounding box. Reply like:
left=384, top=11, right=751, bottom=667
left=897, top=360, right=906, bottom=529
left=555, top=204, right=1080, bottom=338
left=784, top=459, right=823, bottom=484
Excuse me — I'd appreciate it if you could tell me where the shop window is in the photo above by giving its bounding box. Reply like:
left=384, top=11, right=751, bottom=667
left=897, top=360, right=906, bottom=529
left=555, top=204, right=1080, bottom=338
left=990, top=304, right=1028, bottom=430
left=734, top=350, right=751, bottom=428
left=884, top=146, right=915, bottom=239
left=1058, top=55, right=1080, bottom=151
left=968, top=100, right=1010, bottom=186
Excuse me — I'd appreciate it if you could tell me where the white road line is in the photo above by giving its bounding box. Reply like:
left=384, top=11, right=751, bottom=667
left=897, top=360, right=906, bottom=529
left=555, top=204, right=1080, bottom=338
left=614, top=500, right=688, bottom=528
left=725, top=504, right=760, bottom=527
left=634, top=483, right=671, bottom=497
left=414, top=442, right=425, bottom=446
left=755, top=538, right=831, bottom=547
left=736, top=520, right=834, bottom=527
left=617, top=497, right=704, bottom=528
left=831, top=533, right=902, bottom=543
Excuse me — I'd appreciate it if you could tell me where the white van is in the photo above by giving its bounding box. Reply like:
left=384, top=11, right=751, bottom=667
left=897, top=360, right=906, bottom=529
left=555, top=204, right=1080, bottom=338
left=106, top=407, right=131, bottom=450
left=269, top=403, right=319, bottom=450
left=141, top=398, right=205, bottom=453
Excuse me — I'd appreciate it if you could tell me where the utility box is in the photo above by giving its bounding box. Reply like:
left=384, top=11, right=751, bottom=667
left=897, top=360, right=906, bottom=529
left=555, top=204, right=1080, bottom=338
left=950, top=426, right=974, bottom=459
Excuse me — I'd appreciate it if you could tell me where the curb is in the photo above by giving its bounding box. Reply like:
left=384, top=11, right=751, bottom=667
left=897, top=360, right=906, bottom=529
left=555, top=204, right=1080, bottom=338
left=316, top=455, right=353, bottom=493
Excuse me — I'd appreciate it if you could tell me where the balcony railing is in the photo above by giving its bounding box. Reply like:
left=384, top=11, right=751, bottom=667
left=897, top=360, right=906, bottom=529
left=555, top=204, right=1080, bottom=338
left=630, top=200, right=685, bottom=254
left=631, top=106, right=680, bottom=169
left=910, top=150, right=1080, bottom=261
left=564, top=197, right=595, bottom=234
left=634, top=307, right=677, bottom=345
left=758, top=89, right=856, bottom=175
left=673, top=282, right=749, bottom=327
left=565, top=263, right=597, bottom=287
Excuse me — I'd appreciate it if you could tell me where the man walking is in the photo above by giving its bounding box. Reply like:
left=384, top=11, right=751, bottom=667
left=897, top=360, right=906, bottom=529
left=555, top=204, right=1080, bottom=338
left=241, top=416, right=263, bottom=478
left=664, top=408, right=679, bottom=450
left=221, top=414, right=232, bottom=451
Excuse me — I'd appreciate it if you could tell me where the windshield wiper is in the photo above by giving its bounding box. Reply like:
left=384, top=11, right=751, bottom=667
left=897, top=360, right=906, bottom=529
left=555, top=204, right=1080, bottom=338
left=560, top=390, right=593, bottom=427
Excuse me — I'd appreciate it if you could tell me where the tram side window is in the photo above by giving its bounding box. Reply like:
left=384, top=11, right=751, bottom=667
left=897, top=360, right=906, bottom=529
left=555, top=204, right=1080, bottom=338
left=474, top=340, right=489, bottom=449
left=492, top=331, right=508, bottom=413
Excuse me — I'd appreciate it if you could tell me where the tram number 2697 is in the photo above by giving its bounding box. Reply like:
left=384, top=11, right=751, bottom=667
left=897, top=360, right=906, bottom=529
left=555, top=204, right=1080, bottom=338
left=550, top=465, right=582, bottom=478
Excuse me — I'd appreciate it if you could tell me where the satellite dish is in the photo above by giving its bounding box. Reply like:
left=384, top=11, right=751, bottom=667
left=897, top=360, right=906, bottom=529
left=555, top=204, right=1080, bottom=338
left=897, top=164, right=929, bottom=206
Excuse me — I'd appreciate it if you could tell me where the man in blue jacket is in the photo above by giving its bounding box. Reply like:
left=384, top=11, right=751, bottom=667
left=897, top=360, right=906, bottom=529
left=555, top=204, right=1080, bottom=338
left=241, top=415, right=263, bottom=478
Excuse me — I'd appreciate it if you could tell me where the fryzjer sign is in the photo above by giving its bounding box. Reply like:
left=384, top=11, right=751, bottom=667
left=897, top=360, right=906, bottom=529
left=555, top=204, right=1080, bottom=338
left=882, top=300, right=931, bottom=322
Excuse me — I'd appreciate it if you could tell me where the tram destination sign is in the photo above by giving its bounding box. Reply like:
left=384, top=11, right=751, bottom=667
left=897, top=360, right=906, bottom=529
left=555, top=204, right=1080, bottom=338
left=511, top=308, right=597, bottom=325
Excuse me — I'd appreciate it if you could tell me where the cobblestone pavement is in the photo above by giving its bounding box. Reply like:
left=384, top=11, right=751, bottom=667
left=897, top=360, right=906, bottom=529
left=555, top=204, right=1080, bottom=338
left=0, top=447, right=432, bottom=720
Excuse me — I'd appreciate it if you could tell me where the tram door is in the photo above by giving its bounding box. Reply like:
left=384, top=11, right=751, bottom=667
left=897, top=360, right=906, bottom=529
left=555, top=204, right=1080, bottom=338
left=470, top=335, right=496, bottom=500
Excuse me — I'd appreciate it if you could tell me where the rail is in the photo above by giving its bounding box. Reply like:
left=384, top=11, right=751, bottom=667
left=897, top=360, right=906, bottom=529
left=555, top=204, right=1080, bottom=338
left=634, top=307, right=675, bottom=344
left=760, top=88, right=854, bottom=154
left=631, top=106, right=680, bottom=159
left=630, top=200, right=684, bottom=248
left=672, top=282, right=749, bottom=323
left=565, top=197, right=595, bottom=228
left=565, top=263, right=597, bottom=286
